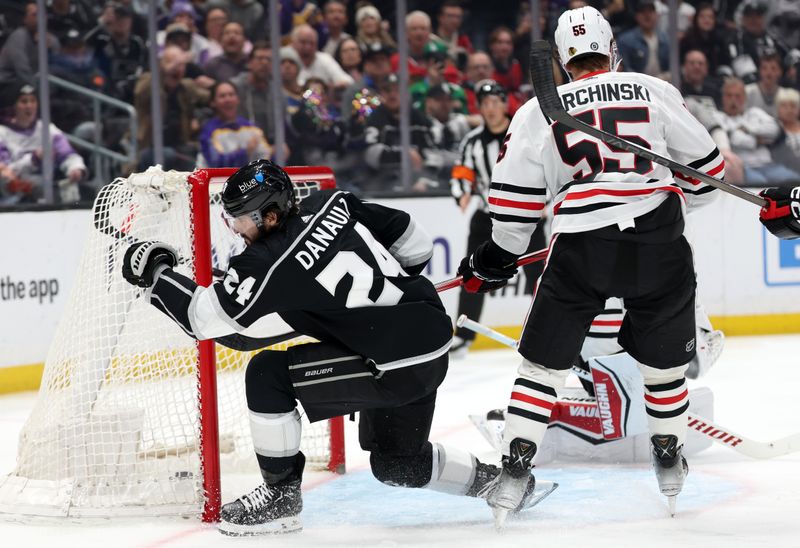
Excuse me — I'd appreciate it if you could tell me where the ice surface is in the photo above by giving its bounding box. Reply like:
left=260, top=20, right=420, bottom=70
left=0, top=335, right=798, bottom=547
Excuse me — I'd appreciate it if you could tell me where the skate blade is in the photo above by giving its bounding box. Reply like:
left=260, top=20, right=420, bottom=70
left=218, top=516, right=302, bottom=536
left=468, top=414, right=504, bottom=452
left=520, top=480, right=559, bottom=511
left=667, top=495, right=677, bottom=517
left=492, top=507, right=510, bottom=531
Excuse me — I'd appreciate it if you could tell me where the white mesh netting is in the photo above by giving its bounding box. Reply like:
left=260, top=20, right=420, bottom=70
left=0, top=167, right=341, bottom=519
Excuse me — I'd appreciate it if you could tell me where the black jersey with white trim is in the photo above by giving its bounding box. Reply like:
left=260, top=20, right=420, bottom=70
left=149, top=189, right=452, bottom=370
left=489, top=71, right=724, bottom=255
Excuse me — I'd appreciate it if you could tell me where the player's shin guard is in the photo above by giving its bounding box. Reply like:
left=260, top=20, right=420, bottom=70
left=249, top=409, right=304, bottom=484
left=424, top=443, right=500, bottom=496
left=502, top=360, right=567, bottom=456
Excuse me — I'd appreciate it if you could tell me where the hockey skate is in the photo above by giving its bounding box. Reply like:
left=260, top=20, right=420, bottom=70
left=479, top=438, right=540, bottom=531
left=218, top=480, right=303, bottom=536
left=651, top=434, right=689, bottom=517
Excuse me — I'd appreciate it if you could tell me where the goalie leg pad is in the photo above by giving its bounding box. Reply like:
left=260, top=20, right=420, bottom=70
left=639, top=362, right=690, bottom=447
left=503, top=360, right=568, bottom=455
left=426, top=443, right=478, bottom=496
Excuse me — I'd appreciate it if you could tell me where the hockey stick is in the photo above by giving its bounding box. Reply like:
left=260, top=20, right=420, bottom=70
left=433, top=247, right=549, bottom=292
left=527, top=41, right=767, bottom=208
left=458, top=315, right=800, bottom=459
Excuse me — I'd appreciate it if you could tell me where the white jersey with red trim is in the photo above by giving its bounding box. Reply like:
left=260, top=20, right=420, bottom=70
left=489, top=70, right=723, bottom=255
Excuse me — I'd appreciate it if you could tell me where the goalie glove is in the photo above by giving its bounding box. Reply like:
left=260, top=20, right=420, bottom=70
left=760, top=186, right=800, bottom=240
left=122, top=241, right=179, bottom=288
left=458, top=240, right=519, bottom=294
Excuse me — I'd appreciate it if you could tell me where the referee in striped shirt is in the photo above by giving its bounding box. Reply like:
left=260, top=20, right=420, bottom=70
left=449, top=80, right=545, bottom=357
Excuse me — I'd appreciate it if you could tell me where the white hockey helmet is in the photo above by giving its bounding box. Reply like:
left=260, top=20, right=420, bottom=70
left=554, top=6, right=619, bottom=74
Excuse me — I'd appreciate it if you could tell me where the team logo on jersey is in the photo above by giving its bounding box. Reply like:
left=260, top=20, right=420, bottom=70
left=686, top=338, right=696, bottom=352
left=590, top=42, right=598, bottom=51
left=568, top=47, right=577, bottom=57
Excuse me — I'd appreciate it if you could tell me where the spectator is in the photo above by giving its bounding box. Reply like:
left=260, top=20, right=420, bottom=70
left=0, top=2, right=59, bottom=85
left=655, top=0, right=695, bottom=40
left=681, top=49, right=721, bottom=107
left=277, top=0, right=323, bottom=44
left=424, top=83, right=476, bottom=185
left=280, top=51, right=305, bottom=115
left=92, top=2, right=146, bottom=103
left=289, top=77, right=347, bottom=170
left=47, top=0, right=95, bottom=44
left=0, top=81, right=86, bottom=205
left=436, top=0, right=473, bottom=69
left=364, top=74, right=437, bottom=192
left=679, top=3, right=731, bottom=76
left=157, top=1, right=212, bottom=66
left=134, top=46, right=210, bottom=171
left=230, top=41, right=283, bottom=143
left=409, top=44, right=468, bottom=113
left=391, top=11, right=435, bottom=81
left=281, top=24, right=354, bottom=89
left=320, top=0, right=352, bottom=56
left=745, top=51, right=791, bottom=118
left=164, top=24, right=216, bottom=89
left=340, top=42, right=391, bottom=123
left=464, top=51, right=513, bottom=115
left=713, top=77, right=799, bottom=184
left=768, top=0, right=800, bottom=51
left=198, top=81, right=271, bottom=168
left=334, top=37, right=363, bottom=82
left=203, top=7, right=229, bottom=62
left=209, top=0, right=266, bottom=41
left=487, top=27, right=524, bottom=107
left=354, top=4, right=396, bottom=52
left=724, top=0, right=788, bottom=84
left=771, top=87, right=800, bottom=174
left=49, top=29, right=106, bottom=134
left=617, top=0, right=670, bottom=79
left=204, top=22, right=248, bottom=82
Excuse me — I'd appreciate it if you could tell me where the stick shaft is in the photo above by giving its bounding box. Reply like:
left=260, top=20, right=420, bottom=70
left=434, top=247, right=549, bottom=293
left=456, top=314, right=519, bottom=348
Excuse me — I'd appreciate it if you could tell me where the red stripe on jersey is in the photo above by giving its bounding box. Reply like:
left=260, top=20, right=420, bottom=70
left=707, top=160, right=724, bottom=176
left=565, top=186, right=671, bottom=200
left=511, top=391, right=555, bottom=410
left=591, top=320, right=623, bottom=326
left=645, top=389, right=688, bottom=406
left=675, top=172, right=700, bottom=186
left=488, top=197, right=546, bottom=211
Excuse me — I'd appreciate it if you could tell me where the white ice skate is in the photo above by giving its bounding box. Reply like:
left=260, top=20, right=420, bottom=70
left=651, top=434, right=688, bottom=516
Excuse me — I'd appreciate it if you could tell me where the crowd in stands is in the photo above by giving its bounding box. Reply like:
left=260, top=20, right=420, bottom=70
left=0, top=0, right=799, bottom=204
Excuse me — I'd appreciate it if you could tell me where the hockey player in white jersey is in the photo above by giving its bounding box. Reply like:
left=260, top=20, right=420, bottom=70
left=457, top=6, right=725, bottom=526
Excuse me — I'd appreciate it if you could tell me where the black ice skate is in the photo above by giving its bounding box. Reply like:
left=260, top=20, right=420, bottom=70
left=651, top=434, right=689, bottom=516
left=478, top=438, right=539, bottom=530
left=218, top=479, right=302, bottom=536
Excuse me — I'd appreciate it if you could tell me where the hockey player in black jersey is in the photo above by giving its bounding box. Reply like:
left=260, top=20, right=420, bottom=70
left=458, top=6, right=726, bottom=526
left=120, top=159, right=538, bottom=535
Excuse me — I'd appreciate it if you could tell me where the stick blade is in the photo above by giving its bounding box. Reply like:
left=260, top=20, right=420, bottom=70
left=528, top=41, right=563, bottom=121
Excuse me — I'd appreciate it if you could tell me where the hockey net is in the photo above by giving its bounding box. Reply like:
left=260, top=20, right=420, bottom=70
left=0, top=166, right=343, bottom=521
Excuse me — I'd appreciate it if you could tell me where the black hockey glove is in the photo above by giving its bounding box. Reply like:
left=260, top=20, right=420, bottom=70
left=122, top=241, right=179, bottom=288
left=760, top=186, right=800, bottom=240
left=458, top=240, right=519, bottom=294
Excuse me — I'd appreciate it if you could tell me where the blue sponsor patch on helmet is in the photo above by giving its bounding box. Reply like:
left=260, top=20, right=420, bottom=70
left=255, top=172, right=264, bottom=183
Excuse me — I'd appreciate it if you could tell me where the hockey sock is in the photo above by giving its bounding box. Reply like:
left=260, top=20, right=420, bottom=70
left=639, top=363, right=690, bottom=448
left=502, top=360, right=568, bottom=458
left=249, top=409, right=303, bottom=483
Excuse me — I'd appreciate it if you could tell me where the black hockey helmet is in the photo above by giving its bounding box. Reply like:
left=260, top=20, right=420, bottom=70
left=475, top=79, right=507, bottom=104
left=221, top=159, right=296, bottom=223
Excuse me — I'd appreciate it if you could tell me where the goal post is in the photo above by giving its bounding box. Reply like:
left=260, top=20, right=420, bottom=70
left=0, top=166, right=345, bottom=522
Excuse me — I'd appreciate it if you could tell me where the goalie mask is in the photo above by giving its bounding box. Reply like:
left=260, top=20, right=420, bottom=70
left=222, top=159, right=297, bottom=230
left=554, top=6, right=620, bottom=76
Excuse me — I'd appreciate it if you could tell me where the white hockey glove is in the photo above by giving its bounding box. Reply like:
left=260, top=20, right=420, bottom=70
left=122, top=241, right=179, bottom=288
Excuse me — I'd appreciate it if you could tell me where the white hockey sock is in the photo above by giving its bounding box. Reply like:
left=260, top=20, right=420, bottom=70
left=502, top=359, right=568, bottom=457
left=425, top=443, right=478, bottom=496
left=639, top=363, right=690, bottom=447
left=249, top=409, right=302, bottom=458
